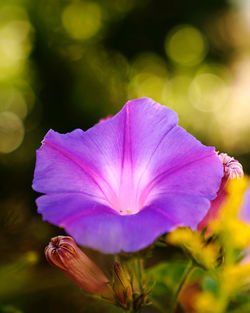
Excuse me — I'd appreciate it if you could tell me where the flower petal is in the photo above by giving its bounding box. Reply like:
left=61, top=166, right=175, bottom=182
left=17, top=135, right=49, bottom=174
left=36, top=194, right=114, bottom=226
left=138, top=126, right=223, bottom=205
left=61, top=193, right=212, bottom=254
left=32, top=129, right=113, bottom=205
left=63, top=208, right=173, bottom=253
left=144, top=194, right=211, bottom=230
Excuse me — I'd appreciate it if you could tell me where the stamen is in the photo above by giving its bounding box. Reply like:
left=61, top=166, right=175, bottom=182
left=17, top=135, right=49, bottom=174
left=119, top=208, right=137, bottom=215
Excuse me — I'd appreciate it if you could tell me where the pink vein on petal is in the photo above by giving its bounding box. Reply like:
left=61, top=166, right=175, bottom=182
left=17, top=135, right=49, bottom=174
left=60, top=205, right=117, bottom=227
left=135, top=122, right=177, bottom=205
left=43, top=138, right=115, bottom=207
left=139, top=151, right=217, bottom=205
left=120, top=104, right=133, bottom=182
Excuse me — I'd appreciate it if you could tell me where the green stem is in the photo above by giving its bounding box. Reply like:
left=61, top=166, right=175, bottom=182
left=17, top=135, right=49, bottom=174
left=132, top=257, right=144, bottom=292
left=169, top=260, right=194, bottom=313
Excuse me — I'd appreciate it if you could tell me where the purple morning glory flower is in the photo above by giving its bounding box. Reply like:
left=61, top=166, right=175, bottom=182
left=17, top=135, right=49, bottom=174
left=33, top=98, right=223, bottom=253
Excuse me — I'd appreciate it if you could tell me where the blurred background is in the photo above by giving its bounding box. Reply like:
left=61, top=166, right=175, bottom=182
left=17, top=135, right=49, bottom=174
left=0, top=0, right=250, bottom=312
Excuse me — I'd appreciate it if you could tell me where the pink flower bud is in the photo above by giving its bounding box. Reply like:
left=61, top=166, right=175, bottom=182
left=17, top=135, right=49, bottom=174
left=219, top=153, right=243, bottom=181
left=45, top=236, right=113, bottom=299
left=198, top=153, right=244, bottom=231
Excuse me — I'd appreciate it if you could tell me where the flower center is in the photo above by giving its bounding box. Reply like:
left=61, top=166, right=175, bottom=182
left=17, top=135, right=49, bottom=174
left=119, top=208, right=134, bottom=215
left=103, top=163, right=152, bottom=216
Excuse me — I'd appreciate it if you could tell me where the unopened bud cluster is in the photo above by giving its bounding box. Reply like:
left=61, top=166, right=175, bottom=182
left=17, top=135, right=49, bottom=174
left=45, top=236, right=148, bottom=312
left=113, top=261, right=133, bottom=309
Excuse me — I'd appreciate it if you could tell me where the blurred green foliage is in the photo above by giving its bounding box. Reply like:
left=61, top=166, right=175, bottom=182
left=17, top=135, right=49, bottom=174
left=0, top=0, right=250, bottom=312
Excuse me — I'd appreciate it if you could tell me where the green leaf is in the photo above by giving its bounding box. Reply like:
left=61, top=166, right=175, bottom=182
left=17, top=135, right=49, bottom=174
left=201, top=277, right=218, bottom=295
left=145, top=262, right=187, bottom=296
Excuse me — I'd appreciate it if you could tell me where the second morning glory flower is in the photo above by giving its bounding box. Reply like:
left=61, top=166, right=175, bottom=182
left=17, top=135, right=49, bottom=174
left=33, top=98, right=223, bottom=253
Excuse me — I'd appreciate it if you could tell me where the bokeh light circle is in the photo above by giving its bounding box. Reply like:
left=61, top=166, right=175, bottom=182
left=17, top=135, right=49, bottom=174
left=165, top=25, right=207, bottom=66
left=0, top=111, right=24, bottom=153
left=62, top=2, right=102, bottom=40
left=0, top=88, right=27, bottom=118
left=189, top=73, right=229, bottom=112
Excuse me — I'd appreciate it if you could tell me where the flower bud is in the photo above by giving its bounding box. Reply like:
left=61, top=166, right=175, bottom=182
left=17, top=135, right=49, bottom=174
left=219, top=153, right=243, bottom=181
left=166, top=228, right=219, bottom=269
left=45, top=236, right=113, bottom=299
left=113, top=262, right=133, bottom=309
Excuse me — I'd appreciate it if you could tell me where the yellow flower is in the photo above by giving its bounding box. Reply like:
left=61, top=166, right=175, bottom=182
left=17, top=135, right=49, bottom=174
left=221, top=263, right=250, bottom=294
left=166, top=228, right=219, bottom=269
left=195, top=291, right=218, bottom=313
left=211, top=177, right=250, bottom=250
left=214, top=177, right=249, bottom=221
